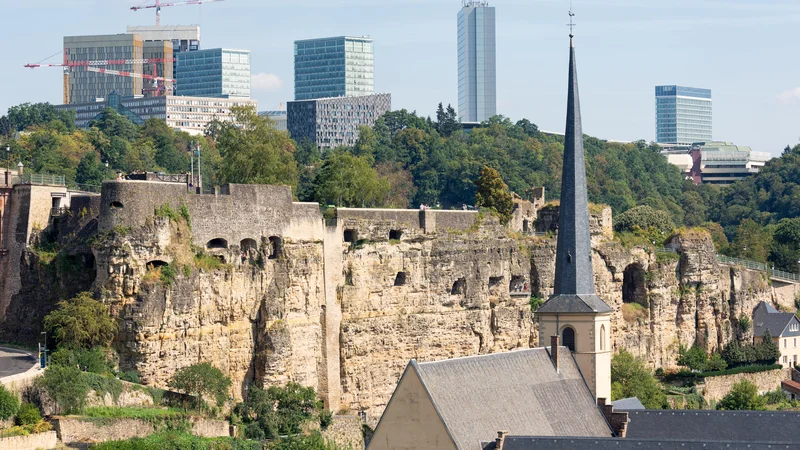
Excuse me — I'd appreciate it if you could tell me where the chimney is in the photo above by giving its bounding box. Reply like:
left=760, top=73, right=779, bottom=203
left=550, top=335, right=559, bottom=372
left=495, top=430, right=508, bottom=450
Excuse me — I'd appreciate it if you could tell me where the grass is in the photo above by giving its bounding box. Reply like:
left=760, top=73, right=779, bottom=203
left=656, top=251, right=681, bottom=264
left=91, top=432, right=259, bottom=450
left=622, top=303, right=648, bottom=323
left=194, top=253, right=223, bottom=271
left=83, top=406, right=185, bottom=420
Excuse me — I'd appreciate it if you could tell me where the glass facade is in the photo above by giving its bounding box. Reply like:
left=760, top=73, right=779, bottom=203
left=64, top=34, right=144, bottom=104
left=458, top=2, right=496, bottom=123
left=177, top=48, right=251, bottom=98
left=294, top=36, right=374, bottom=101
left=655, top=85, right=712, bottom=145
left=287, top=94, right=391, bottom=149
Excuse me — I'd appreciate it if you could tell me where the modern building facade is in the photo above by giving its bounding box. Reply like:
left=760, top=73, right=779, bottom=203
left=126, top=25, right=200, bottom=95
left=294, top=36, right=374, bottom=101
left=55, top=95, right=257, bottom=135
left=142, top=40, right=174, bottom=97
left=655, top=85, right=712, bottom=145
left=176, top=48, right=251, bottom=98
left=660, top=141, right=770, bottom=185
left=259, top=110, right=288, bottom=131
left=458, top=1, right=496, bottom=123
left=287, top=93, right=390, bottom=149
left=64, top=34, right=144, bottom=104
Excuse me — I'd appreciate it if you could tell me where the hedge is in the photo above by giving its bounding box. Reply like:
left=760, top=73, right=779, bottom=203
left=670, top=364, right=783, bottom=380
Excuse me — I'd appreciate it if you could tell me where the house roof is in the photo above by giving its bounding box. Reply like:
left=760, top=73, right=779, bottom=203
left=782, top=380, right=800, bottom=396
left=610, top=397, right=645, bottom=410
left=481, top=436, right=800, bottom=450
left=753, top=301, right=797, bottom=337
left=536, top=294, right=613, bottom=314
left=625, top=410, right=800, bottom=443
left=410, top=347, right=612, bottom=450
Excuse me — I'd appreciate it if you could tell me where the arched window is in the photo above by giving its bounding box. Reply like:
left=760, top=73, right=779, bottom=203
left=600, top=325, right=606, bottom=351
left=562, top=327, right=576, bottom=352
left=207, top=238, right=228, bottom=249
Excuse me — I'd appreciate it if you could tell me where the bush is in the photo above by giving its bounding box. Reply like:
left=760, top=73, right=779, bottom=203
left=168, top=363, right=231, bottom=412
left=118, top=370, right=140, bottom=384
left=763, top=389, right=787, bottom=405
left=677, top=344, right=707, bottom=372
left=0, top=384, right=20, bottom=420
left=235, top=382, right=323, bottom=439
left=43, top=292, right=117, bottom=349
left=91, top=432, right=259, bottom=450
left=721, top=332, right=780, bottom=368
left=738, top=313, right=752, bottom=332
left=717, top=380, right=766, bottom=411
left=269, top=431, right=342, bottom=450
left=705, top=353, right=728, bottom=371
left=84, top=373, right=124, bottom=403
left=50, top=347, right=114, bottom=375
left=160, top=264, right=177, bottom=286
left=38, top=364, right=90, bottom=414
left=529, top=296, right=544, bottom=312
left=319, top=409, right=333, bottom=430
left=15, top=403, right=42, bottom=426
left=614, top=206, right=675, bottom=234
left=611, top=349, right=666, bottom=409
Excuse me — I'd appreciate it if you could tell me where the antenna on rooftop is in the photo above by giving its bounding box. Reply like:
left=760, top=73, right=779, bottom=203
left=567, top=1, right=576, bottom=38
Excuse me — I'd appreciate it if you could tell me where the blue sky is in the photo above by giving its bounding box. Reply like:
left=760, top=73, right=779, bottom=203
left=1, top=0, right=798, bottom=155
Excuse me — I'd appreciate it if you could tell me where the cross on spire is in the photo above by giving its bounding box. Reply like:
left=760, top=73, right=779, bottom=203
left=567, top=8, right=576, bottom=38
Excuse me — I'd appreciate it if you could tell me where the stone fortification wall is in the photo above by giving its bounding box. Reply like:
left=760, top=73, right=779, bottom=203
left=321, top=415, right=364, bottom=450
left=0, top=431, right=57, bottom=450
left=53, top=416, right=229, bottom=445
left=702, top=368, right=787, bottom=402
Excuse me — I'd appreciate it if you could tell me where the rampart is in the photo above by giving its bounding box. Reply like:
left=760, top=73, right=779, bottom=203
left=701, top=368, right=787, bottom=402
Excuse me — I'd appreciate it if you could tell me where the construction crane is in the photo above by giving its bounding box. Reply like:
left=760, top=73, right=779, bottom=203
left=87, top=67, right=175, bottom=83
left=131, top=0, right=225, bottom=26
left=24, top=57, right=175, bottom=69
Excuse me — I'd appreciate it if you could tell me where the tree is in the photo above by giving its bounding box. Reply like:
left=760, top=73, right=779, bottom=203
left=730, top=219, right=773, bottom=263
left=610, top=349, right=666, bottom=409
left=43, top=292, right=117, bottom=349
left=89, top=108, right=139, bottom=141
left=75, top=152, right=106, bottom=187
left=0, top=385, right=19, bottom=420
left=682, top=191, right=708, bottom=227
left=614, top=206, right=675, bottom=234
left=37, top=364, right=90, bottom=414
left=235, top=382, right=322, bottom=439
left=7, top=102, right=75, bottom=132
left=216, top=106, right=299, bottom=188
left=717, top=379, right=766, bottom=410
left=474, top=166, right=514, bottom=224
left=313, top=150, right=390, bottom=207
left=168, top=363, right=232, bottom=411
left=770, top=218, right=800, bottom=272
left=677, top=344, right=708, bottom=372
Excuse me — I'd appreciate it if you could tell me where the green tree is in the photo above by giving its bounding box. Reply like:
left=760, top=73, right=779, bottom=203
left=682, top=191, right=708, bottom=227
left=770, top=218, right=800, bottom=273
left=216, top=106, right=299, bottom=188
left=313, top=150, right=390, bottom=207
left=0, top=385, right=19, bottom=420
left=168, top=363, right=231, bottom=411
left=7, top=102, right=75, bottom=132
left=705, top=353, right=728, bottom=371
left=677, top=344, right=708, bottom=372
left=730, top=219, right=773, bottom=262
left=75, top=152, right=106, bottom=187
left=614, top=206, right=675, bottom=234
left=88, top=108, right=139, bottom=141
left=611, top=349, right=666, bottom=409
left=717, top=379, right=767, bottom=410
left=43, top=292, right=117, bottom=349
left=50, top=347, right=114, bottom=375
left=474, top=166, right=514, bottom=224
left=235, top=382, right=322, bottom=439
left=15, top=402, right=42, bottom=426
left=38, top=364, right=90, bottom=414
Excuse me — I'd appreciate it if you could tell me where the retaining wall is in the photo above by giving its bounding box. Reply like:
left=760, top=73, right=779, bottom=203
left=0, top=431, right=57, bottom=450
left=702, top=368, right=787, bottom=402
left=53, top=416, right=230, bottom=445
left=321, top=415, right=364, bottom=450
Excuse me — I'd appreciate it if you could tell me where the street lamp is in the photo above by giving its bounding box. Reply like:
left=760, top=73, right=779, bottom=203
left=39, top=331, right=47, bottom=369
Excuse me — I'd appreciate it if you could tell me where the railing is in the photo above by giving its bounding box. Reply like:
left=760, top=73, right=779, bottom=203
left=12, top=174, right=66, bottom=186
left=655, top=247, right=677, bottom=254
left=50, top=207, right=68, bottom=217
left=716, top=254, right=800, bottom=282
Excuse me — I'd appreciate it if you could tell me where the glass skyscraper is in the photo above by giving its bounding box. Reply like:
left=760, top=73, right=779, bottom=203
left=294, top=36, right=374, bottom=101
left=655, top=85, right=712, bottom=145
left=458, top=1, right=496, bottom=123
left=176, top=48, right=251, bottom=98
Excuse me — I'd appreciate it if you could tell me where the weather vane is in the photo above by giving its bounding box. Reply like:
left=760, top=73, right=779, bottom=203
left=568, top=1, right=576, bottom=37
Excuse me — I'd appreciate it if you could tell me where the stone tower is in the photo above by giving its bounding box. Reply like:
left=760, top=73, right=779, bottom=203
left=535, top=28, right=613, bottom=402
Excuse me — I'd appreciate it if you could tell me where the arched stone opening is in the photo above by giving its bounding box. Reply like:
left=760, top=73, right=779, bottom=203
left=394, top=272, right=407, bottom=286
left=622, top=263, right=648, bottom=306
left=451, top=278, right=466, bottom=295
left=269, top=236, right=282, bottom=260
left=146, top=260, right=168, bottom=269
left=562, top=327, right=576, bottom=352
left=389, top=230, right=403, bottom=241
left=110, top=201, right=124, bottom=209
left=207, top=238, right=228, bottom=249
left=523, top=219, right=530, bottom=233
left=240, top=239, right=257, bottom=253
left=344, top=229, right=357, bottom=243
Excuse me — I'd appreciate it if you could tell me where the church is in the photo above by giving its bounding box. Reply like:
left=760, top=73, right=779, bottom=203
left=366, top=22, right=800, bottom=450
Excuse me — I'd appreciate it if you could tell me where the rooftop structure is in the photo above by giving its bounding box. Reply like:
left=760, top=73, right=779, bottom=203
left=287, top=93, right=390, bottom=149
left=294, top=36, right=374, bottom=101
left=259, top=110, right=287, bottom=132
left=753, top=301, right=800, bottom=368
left=655, top=85, right=712, bottom=145
left=176, top=48, right=251, bottom=98
left=660, top=141, right=771, bottom=185
left=458, top=1, right=496, bottom=122
left=125, top=25, right=200, bottom=52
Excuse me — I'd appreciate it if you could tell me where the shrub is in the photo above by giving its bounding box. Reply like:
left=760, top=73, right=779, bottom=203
left=91, top=432, right=259, bottom=450
left=677, top=344, right=707, bottom=372
left=154, top=204, right=179, bottom=222
left=611, top=349, right=666, bottom=409
left=529, top=296, right=544, bottom=312
left=614, top=206, right=675, bottom=234
left=622, top=303, right=648, bottom=323
left=235, top=382, right=323, bottom=439
left=319, top=409, right=333, bottom=429
left=43, top=292, right=117, bottom=349
left=763, top=389, right=787, bottom=405
left=38, top=364, right=90, bottom=414
left=85, top=373, right=124, bottom=403
left=721, top=332, right=780, bottom=367
left=118, top=370, right=140, bottom=384
left=705, top=353, right=728, bottom=371
left=160, top=264, right=177, bottom=286
left=15, top=403, right=42, bottom=426
left=717, top=380, right=766, bottom=411
left=168, top=363, right=231, bottom=412
left=50, top=347, right=114, bottom=375
left=0, top=385, right=20, bottom=420
left=738, top=313, right=752, bottom=332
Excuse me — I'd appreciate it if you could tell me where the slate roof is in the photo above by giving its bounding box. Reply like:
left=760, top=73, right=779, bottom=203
left=753, top=301, right=797, bottom=337
left=610, top=397, right=645, bottom=410
left=537, top=293, right=613, bottom=314
left=624, top=410, right=800, bottom=443
left=412, top=347, right=612, bottom=450
left=782, top=379, right=800, bottom=396
left=481, top=436, right=800, bottom=450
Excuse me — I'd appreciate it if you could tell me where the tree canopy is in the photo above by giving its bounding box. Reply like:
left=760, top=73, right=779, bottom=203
left=43, top=292, right=117, bottom=349
left=717, top=379, right=767, bottom=411
left=611, top=349, right=666, bottom=409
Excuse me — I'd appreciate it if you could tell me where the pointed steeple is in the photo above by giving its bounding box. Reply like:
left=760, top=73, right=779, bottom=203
left=537, top=29, right=612, bottom=314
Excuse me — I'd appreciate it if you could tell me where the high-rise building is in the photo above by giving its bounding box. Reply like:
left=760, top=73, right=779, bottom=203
left=458, top=1, right=496, bottom=123
left=126, top=25, right=200, bottom=95
left=655, top=85, right=712, bottom=145
left=143, top=40, right=174, bottom=97
left=287, top=93, right=390, bottom=149
left=294, top=36, right=374, bottom=101
left=64, top=34, right=144, bottom=104
left=176, top=48, right=251, bottom=98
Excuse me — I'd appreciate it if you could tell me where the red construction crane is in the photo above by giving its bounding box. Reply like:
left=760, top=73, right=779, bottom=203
left=87, top=67, right=175, bottom=83
left=131, top=0, right=225, bottom=26
left=24, top=57, right=175, bottom=69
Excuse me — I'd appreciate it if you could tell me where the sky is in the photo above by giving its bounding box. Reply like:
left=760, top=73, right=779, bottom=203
left=0, top=0, right=798, bottom=156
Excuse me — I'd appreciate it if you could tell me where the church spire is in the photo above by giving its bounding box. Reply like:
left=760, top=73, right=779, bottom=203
left=537, top=13, right=612, bottom=314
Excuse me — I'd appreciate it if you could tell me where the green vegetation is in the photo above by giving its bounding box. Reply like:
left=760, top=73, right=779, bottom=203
left=529, top=296, right=544, bottom=313
left=721, top=332, right=780, bottom=367
left=313, top=149, right=390, bottom=207
left=194, top=252, right=224, bottom=271
left=268, top=431, right=347, bottom=450
left=717, top=380, right=767, bottom=411
left=92, top=432, right=259, bottom=450
left=168, top=363, right=231, bottom=412
left=614, top=206, right=675, bottom=235
left=0, top=385, right=19, bottom=420
left=83, top=406, right=185, bottom=420
left=43, top=292, right=117, bottom=349
left=15, top=403, right=42, bottom=426
left=621, top=303, right=648, bottom=323
left=611, top=349, right=666, bottom=409
left=737, top=313, right=752, bottom=332
left=0, top=422, right=52, bottom=437
left=235, top=382, right=323, bottom=440
left=676, top=344, right=727, bottom=372
left=37, top=364, right=91, bottom=414
left=50, top=347, right=114, bottom=374
left=474, top=166, right=514, bottom=224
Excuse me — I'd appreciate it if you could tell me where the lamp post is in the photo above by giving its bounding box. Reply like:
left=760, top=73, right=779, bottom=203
left=39, top=331, right=47, bottom=369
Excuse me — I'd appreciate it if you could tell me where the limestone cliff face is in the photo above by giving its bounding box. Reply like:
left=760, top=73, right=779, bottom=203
left=93, top=217, right=326, bottom=399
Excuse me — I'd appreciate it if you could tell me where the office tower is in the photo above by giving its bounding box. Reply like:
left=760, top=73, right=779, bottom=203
left=177, top=48, right=251, bottom=98
left=294, top=36, right=374, bottom=101
left=287, top=93, right=391, bottom=149
left=126, top=25, right=200, bottom=94
left=655, top=85, right=712, bottom=145
left=64, top=34, right=144, bottom=104
left=458, top=1, right=496, bottom=123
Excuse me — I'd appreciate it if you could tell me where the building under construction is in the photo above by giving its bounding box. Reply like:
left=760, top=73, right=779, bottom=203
left=63, top=34, right=147, bottom=104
